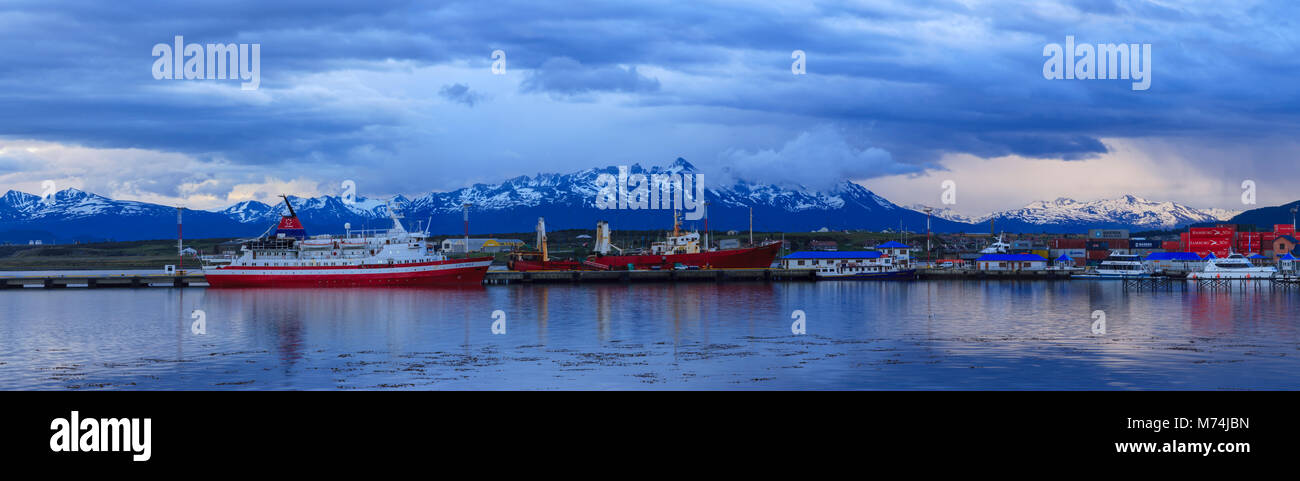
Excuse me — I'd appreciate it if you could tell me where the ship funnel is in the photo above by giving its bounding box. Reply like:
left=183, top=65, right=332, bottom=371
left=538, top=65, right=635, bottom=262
left=272, top=195, right=307, bottom=240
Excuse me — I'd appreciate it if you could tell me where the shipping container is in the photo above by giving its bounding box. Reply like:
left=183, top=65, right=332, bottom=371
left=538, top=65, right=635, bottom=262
left=1050, top=249, right=1087, bottom=258
left=1052, top=238, right=1087, bottom=249
left=1190, top=227, right=1234, bottom=237
left=1086, top=250, right=1110, bottom=260
left=1088, top=229, right=1129, bottom=239
left=1130, top=240, right=1159, bottom=249
left=1161, top=241, right=1182, bottom=251
left=1085, top=241, right=1109, bottom=250
left=1277, top=224, right=1296, bottom=235
left=1188, top=238, right=1231, bottom=249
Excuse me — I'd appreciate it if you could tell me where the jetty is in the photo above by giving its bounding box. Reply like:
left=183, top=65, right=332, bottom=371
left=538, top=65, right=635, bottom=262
left=482, top=268, right=816, bottom=284
left=0, top=272, right=207, bottom=288
left=916, top=269, right=1076, bottom=280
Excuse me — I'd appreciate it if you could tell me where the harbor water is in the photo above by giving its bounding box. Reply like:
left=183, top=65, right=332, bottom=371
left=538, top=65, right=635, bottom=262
left=1, top=280, right=1297, bottom=390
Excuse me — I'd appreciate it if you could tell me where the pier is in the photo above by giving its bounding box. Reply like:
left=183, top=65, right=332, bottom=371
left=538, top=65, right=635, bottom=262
left=482, top=268, right=817, bottom=285
left=916, top=269, right=1076, bottom=280
left=0, top=273, right=207, bottom=288
left=1120, top=276, right=1300, bottom=291
left=4, top=269, right=1299, bottom=289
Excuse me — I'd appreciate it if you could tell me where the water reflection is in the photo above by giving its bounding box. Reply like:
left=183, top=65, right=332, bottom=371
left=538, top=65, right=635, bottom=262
left=0, top=281, right=1297, bottom=390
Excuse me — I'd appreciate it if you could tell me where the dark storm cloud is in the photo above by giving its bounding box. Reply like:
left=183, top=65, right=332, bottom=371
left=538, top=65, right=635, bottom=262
left=0, top=0, right=1296, bottom=189
left=520, top=57, right=660, bottom=96
left=438, top=83, right=483, bottom=106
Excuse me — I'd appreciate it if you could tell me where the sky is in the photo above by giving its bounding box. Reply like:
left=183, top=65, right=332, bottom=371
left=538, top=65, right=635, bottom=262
left=0, top=0, right=1297, bottom=215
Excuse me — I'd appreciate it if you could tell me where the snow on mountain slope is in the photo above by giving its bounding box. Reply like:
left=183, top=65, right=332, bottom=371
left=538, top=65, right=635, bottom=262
left=972, top=196, right=1239, bottom=229
left=0, top=162, right=1252, bottom=241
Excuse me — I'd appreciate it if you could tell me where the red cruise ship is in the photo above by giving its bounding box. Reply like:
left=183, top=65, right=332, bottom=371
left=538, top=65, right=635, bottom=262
left=202, top=196, right=492, bottom=287
left=509, top=217, right=781, bottom=271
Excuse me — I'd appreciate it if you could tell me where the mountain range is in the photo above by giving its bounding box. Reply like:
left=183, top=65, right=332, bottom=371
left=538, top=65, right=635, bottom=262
left=0, top=159, right=1285, bottom=243
left=908, top=196, right=1240, bottom=233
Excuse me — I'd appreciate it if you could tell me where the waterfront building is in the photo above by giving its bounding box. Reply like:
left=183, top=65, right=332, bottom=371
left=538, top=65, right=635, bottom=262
left=1142, top=252, right=1203, bottom=273
left=781, top=251, right=893, bottom=269
left=1272, top=235, right=1298, bottom=262
left=974, top=253, right=1047, bottom=271
left=440, top=238, right=525, bottom=253
left=875, top=241, right=912, bottom=267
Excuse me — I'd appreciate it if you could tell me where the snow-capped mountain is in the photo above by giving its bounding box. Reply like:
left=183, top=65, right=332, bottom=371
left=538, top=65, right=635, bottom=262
left=0, top=161, right=1256, bottom=242
left=903, top=204, right=980, bottom=224
left=924, top=196, right=1240, bottom=232
left=208, top=159, right=971, bottom=237
left=0, top=188, right=249, bottom=243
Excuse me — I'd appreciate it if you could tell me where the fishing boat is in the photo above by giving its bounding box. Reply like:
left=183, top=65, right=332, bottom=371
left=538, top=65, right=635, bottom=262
left=507, top=217, right=606, bottom=271
left=1071, top=252, right=1151, bottom=279
left=202, top=196, right=492, bottom=287
left=1187, top=253, right=1277, bottom=280
left=509, top=216, right=781, bottom=271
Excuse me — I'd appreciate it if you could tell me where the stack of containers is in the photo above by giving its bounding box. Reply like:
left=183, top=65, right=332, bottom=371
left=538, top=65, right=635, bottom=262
left=1130, top=239, right=1160, bottom=257
left=1238, top=232, right=1262, bottom=254
left=1188, top=226, right=1233, bottom=258
left=1051, top=238, right=1087, bottom=267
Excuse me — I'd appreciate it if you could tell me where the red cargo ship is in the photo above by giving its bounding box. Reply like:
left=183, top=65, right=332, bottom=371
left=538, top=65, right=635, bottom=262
left=508, top=217, right=781, bottom=271
left=202, top=196, right=492, bottom=287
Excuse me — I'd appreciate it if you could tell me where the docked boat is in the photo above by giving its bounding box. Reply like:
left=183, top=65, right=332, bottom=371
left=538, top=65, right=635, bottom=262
left=202, top=196, right=492, bottom=287
left=815, top=263, right=916, bottom=280
left=509, top=216, right=782, bottom=271
left=1071, top=253, right=1151, bottom=279
left=1187, top=253, right=1277, bottom=280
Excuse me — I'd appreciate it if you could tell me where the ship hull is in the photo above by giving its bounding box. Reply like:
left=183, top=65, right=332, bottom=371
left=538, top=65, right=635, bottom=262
left=508, top=259, right=602, bottom=271
left=204, top=258, right=493, bottom=287
left=592, top=242, right=782, bottom=270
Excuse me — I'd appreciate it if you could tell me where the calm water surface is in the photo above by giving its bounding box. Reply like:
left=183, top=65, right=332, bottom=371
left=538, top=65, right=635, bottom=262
left=1, top=280, right=1297, bottom=390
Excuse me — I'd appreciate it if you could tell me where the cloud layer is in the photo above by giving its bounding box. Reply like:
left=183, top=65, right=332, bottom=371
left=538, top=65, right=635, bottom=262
left=0, top=0, right=1297, bottom=210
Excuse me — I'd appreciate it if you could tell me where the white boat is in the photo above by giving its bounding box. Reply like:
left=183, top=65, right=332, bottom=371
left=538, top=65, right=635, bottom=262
left=979, top=234, right=1010, bottom=254
left=1187, top=253, right=1277, bottom=280
left=201, top=196, right=492, bottom=287
left=1072, top=253, right=1151, bottom=279
left=815, top=263, right=916, bottom=280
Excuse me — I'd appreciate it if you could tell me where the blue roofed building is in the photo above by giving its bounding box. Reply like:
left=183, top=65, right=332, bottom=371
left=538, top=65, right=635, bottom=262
left=975, top=253, right=1047, bottom=271
left=781, top=251, right=893, bottom=270
left=1143, top=251, right=1206, bottom=274
left=875, top=241, right=912, bottom=266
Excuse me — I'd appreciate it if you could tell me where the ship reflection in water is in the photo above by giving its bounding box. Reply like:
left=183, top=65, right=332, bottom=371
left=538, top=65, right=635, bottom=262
left=1, top=281, right=1298, bottom=390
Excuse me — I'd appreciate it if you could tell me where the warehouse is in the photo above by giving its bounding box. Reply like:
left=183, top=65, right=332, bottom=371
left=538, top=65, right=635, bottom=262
left=781, top=251, right=892, bottom=269
left=975, top=253, right=1047, bottom=271
left=440, top=238, right=525, bottom=253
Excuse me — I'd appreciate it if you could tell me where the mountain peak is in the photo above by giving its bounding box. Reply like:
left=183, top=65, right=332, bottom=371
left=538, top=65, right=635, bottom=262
left=669, top=157, right=696, bottom=171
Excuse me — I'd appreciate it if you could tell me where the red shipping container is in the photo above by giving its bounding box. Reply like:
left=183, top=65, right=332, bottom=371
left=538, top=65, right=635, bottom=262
left=1087, top=250, right=1110, bottom=260
left=1161, top=241, right=1181, bottom=251
left=1190, top=227, right=1234, bottom=237
left=1262, top=232, right=1278, bottom=244
left=1188, top=238, right=1231, bottom=249
left=1053, top=238, right=1087, bottom=249
left=1277, top=224, right=1296, bottom=235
